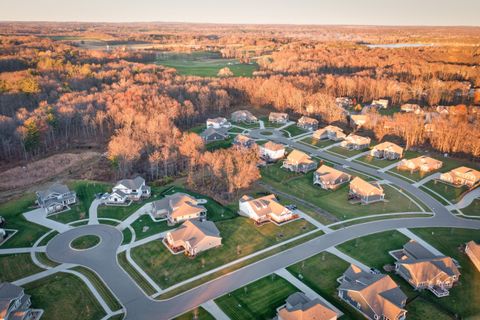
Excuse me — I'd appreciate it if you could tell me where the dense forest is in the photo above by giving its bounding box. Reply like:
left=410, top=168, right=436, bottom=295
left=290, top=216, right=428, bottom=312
left=0, top=22, right=479, bottom=198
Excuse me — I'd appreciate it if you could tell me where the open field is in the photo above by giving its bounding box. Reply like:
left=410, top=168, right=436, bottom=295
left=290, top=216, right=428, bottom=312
left=282, top=125, right=306, bottom=137
left=132, top=216, right=314, bottom=288
left=174, top=307, right=214, bottom=320
left=260, top=163, right=422, bottom=220
left=24, top=273, right=106, bottom=320
left=154, top=51, right=258, bottom=77
left=422, top=180, right=468, bottom=203
left=215, top=275, right=298, bottom=320
left=0, top=253, right=43, bottom=282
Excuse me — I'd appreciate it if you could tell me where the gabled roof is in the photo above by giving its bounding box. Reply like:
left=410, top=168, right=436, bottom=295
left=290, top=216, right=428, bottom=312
left=398, top=257, right=460, bottom=284
left=201, top=127, right=228, bottom=138
left=269, top=112, right=288, bottom=119
left=344, top=134, right=371, bottom=145
left=373, top=142, right=403, bottom=154
left=240, top=194, right=290, bottom=217
left=350, top=177, right=383, bottom=196
left=286, top=150, right=314, bottom=165
left=0, top=282, right=23, bottom=318
left=153, top=193, right=206, bottom=219
left=451, top=166, right=480, bottom=179
left=466, top=240, right=480, bottom=258
left=298, top=116, right=318, bottom=124
left=234, top=134, right=254, bottom=144
left=402, top=156, right=442, bottom=169
left=403, top=240, right=436, bottom=260
left=279, top=292, right=337, bottom=320
left=168, top=220, right=220, bottom=248
left=116, top=176, right=145, bottom=190
left=262, top=141, right=285, bottom=152
left=315, top=165, right=350, bottom=182
left=37, top=183, right=70, bottom=199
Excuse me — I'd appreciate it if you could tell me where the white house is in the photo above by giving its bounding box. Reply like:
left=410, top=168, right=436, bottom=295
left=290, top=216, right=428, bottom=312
left=238, top=194, right=295, bottom=224
left=107, top=176, right=151, bottom=204
left=259, top=141, right=285, bottom=162
left=206, top=117, right=231, bottom=129
left=36, top=183, right=76, bottom=215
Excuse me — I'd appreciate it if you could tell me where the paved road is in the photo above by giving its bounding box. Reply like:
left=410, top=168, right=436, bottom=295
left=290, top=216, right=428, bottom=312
left=43, top=128, right=480, bottom=319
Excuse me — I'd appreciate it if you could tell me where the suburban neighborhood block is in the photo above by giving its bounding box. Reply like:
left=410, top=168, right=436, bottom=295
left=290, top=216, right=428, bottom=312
left=465, top=240, right=480, bottom=272
left=275, top=292, right=337, bottom=320
left=107, top=176, right=151, bottom=205
left=340, top=134, right=371, bottom=150
left=312, top=125, right=346, bottom=141
left=151, top=193, right=207, bottom=224
left=238, top=194, right=296, bottom=225
left=349, top=177, right=385, bottom=204
left=164, top=220, right=221, bottom=256
left=397, top=156, right=443, bottom=173
left=391, top=240, right=460, bottom=297
left=313, top=165, right=351, bottom=190
left=439, top=166, right=480, bottom=187
left=297, top=116, right=319, bottom=131
left=0, top=282, right=42, bottom=320
left=282, top=150, right=317, bottom=173
left=36, top=183, right=76, bottom=214
left=370, top=142, right=404, bottom=160
left=206, top=117, right=231, bottom=129
left=337, top=264, right=407, bottom=320
left=259, top=141, right=286, bottom=162
left=269, top=112, right=289, bottom=124
left=231, top=110, right=258, bottom=123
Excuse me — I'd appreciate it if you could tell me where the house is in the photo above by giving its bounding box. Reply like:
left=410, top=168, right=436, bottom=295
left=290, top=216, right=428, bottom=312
left=275, top=292, right=337, bottom=320
left=370, top=142, right=404, bottom=160
left=200, top=127, right=229, bottom=143
left=340, top=134, right=371, bottom=150
left=231, top=110, right=258, bottom=123
left=465, top=241, right=480, bottom=272
left=36, top=183, right=76, bottom=215
left=313, top=165, right=351, bottom=190
left=233, top=134, right=256, bottom=149
left=349, top=177, right=385, bottom=204
left=164, top=220, right=221, bottom=256
left=107, top=177, right=150, bottom=204
left=439, top=166, right=480, bottom=187
left=335, top=97, right=353, bottom=108
left=259, top=141, right=286, bottom=162
left=371, top=99, right=389, bottom=109
left=349, top=115, right=368, bottom=129
left=297, top=116, right=319, bottom=131
left=282, top=150, right=317, bottom=173
left=400, top=104, right=421, bottom=113
left=0, top=282, right=37, bottom=320
left=312, top=125, right=346, bottom=141
left=239, top=194, right=295, bottom=224
left=338, top=264, right=407, bottom=320
left=397, top=156, right=442, bottom=173
left=393, top=240, right=461, bottom=297
left=269, top=112, right=289, bottom=124
left=151, top=193, right=207, bottom=224
left=206, top=117, right=231, bottom=129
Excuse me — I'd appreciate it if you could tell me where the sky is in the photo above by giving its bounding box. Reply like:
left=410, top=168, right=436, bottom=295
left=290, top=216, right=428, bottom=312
left=1, top=0, right=479, bottom=26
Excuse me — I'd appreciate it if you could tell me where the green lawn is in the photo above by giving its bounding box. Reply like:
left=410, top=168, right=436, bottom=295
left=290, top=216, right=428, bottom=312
left=0, top=253, right=43, bottom=282
left=378, top=106, right=401, bottom=115
left=261, top=164, right=421, bottom=220
left=259, top=116, right=286, bottom=129
left=327, top=146, right=367, bottom=158
left=422, top=180, right=468, bottom=203
left=461, top=199, right=480, bottom=216
left=355, top=155, right=397, bottom=168
left=36, top=252, right=59, bottom=268
left=24, top=273, right=106, bottom=320
left=122, top=228, right=133, bottom=245
left=155, top=51, right=258, bottom=77
left=228, top=127, right=245, bottom=133
left=0, top=193, right=50, bottom=248
left=205, top=137, right=233, bottom=151
left=188, top=124, right=206, bottom=134
left=233, top=121, right=259, bottom=129
left=71, top=235, right=101, bottom=250
left=215, top=275, right=298, bottom=320
left=300, top=137, right=337, bottom=149
left=131, top=216, right=314, bottom=288
left=282, top=124, right=306, bottom=137
left=174, top=307, right=214, bottom=320
left=130, top=216, right=175, bottom=241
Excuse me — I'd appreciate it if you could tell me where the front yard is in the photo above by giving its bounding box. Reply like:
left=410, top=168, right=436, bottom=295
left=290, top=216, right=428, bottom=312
left=300, top=137, right=337, bottom=149
left=130, top=216, right=175, bottom=240
left=282, top=124, right=306, bottom=137
left=215, top=275, right=298, bottom=320
left=461, top=199, right=480, bottom=216
left=422, top=180, right=468, bottom=203
left=327, top=146, right=367, bottom=158
left=131, top=216, right=315, bottom=288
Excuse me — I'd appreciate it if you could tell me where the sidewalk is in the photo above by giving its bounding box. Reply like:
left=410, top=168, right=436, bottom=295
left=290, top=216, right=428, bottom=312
left=396, top=228, right=444, bottom=256
left=321, top=142, right=342, bottom=151
left=345, top=150, right=370, bottom=161
left=116, top=203, right=153, bottom=231
left=413, top=172, right=440, bottom=187
left=326, top=247, right=370, bottom=271
left=118, top=231, right=168, bottom=253
left=0, top=246, right=46, bottom=255
left=275, top=268, right=343, bottom=317
left=378, top=160, right=402, bottom=173
left=201, top=300, right=230, bottom=320
left=294, top=209, right=332, bottom=233
left=13, top=263, right=75, bottom=286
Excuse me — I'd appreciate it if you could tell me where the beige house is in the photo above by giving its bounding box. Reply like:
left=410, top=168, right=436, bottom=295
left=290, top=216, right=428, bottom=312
left=349, top=114, right=368, bottom=128
left=397, top=156, right=442, bottom=173
left=269, top=112, right=289, bottom=124
left=151, top=193, right=207, bottom=224
left=259, top=141, right=285, bottom=162
left=313, top=165, right=351, bottom=190
left=349, top=177, right=385, bottom=204
left=282, top=150, right=317, bottom=173
left=164, top=220, right=221, bottom=256
left=340, top=134, right=371, bottom=150
left=372, top=99, right=389, bottom=109
left=439, top=166, right=480, bottom=187
left=233, top=134, right=256, bottom=149
left=312, top=125, right=346, bottom=141
left=370, top=142, right=404, bottom=160
left=231, top=110, right=258, bottom=123
left=297, top=116, right=319, bottom=131
left=275, top=292, right=337, bottom=320
left=238, top=194, right=295, bottom=224
left=465, top=240, right=480, bottom=272
left=393, top=240, right=460, bottom=297
left=400, top=103, right=421, bottom=113
left=338, top=264, right=407, bottom=320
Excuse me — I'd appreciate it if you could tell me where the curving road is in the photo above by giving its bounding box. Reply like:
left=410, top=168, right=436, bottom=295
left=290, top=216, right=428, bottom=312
left=45, top=128, right=480, bottom=320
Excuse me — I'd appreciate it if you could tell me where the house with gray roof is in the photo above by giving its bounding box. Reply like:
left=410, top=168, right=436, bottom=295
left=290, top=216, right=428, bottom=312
left=200, top=127, right=229, bottom=143
left=0, top=282, right=39, bottom=320
left=151, top=193, right=207, bottom=224
left=107, top=176, right=150, bottom=205
left=164, top=220, right=222, bottom=256
left=36, top=183, right=76, bottom=215
left=338, top=264, right=407, bottom=320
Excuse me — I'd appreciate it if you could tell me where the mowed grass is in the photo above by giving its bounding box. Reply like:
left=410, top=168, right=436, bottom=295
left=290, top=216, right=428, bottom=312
left=131, top=216, right=314, bottom=288
left=300, top=137, right=337, bottom=149
left=0, top=253, right=43, bottom=282
left=282, top=124, right=306, bottom=137
left=130, top=216, right=175, bottom=241
left=327, top=146, right=367, bottom=158
left=0, top=193, right=50, bottom=248
left=215, top=275, right=298, bottom=320
left=174, top=307, right=214, bottom=320
left=355, top=154, right=397, bottom=168
left=205, top=136, right=233, bottom=151
left=422, top=180, right=468, bottom=203
left=155, top=51, right=258, bottom=77
left=260, top=163, right=421, bottom=220
left=70, top=235, right=101, bottom=250
left=461, top=199, right=480, bottom=216
left=25, top=273, right=106, bottom=320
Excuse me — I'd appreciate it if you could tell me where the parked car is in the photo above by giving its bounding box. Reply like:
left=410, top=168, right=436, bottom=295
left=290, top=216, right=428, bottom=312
left=370, top=268, right=381, bottom=275
left=286, top=204, right=297, bottom=210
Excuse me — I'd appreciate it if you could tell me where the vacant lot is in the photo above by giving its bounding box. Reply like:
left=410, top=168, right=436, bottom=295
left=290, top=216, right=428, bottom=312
left=25, top=273, right=106, bottom=320
left=0, top=253, right=43, bottom=282
left=215, top=275, right=297, bottom=320
left=155, top=51, right=258, bottom=77
left=131, top=216, right=314, bottom=288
